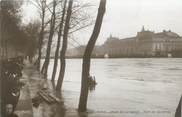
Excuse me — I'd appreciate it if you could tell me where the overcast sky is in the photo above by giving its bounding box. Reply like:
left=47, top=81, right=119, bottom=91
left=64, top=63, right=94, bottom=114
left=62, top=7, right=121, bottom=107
left=22, top=0, right=182, bottom=46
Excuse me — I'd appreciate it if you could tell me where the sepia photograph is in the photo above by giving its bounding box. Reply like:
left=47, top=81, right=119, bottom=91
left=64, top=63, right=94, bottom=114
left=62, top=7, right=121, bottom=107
left=0, top=0, right=182, bottom=117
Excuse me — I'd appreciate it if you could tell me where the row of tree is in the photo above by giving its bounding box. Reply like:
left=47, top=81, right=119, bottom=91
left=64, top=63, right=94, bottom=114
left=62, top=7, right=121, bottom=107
left=32, top=0, right=106, bottom=111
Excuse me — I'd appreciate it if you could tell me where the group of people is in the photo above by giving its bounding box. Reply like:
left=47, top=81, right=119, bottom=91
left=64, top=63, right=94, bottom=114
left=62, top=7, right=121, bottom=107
left=1, top=57, right=24, bottom=117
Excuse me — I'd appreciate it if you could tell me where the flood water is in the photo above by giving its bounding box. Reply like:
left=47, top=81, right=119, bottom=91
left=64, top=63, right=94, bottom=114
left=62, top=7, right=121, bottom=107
left=44, top=58, right=182, bottom=117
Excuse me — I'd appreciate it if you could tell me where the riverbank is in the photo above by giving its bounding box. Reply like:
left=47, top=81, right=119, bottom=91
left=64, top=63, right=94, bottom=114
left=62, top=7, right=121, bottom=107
left=16, top=63, right=88, bottom=117
left=17, top=64, right=65, bottom=117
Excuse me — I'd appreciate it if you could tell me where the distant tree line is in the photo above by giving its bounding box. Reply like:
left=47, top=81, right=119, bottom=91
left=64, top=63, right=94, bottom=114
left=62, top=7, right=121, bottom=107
left=0, top=0, right=40, bottom=60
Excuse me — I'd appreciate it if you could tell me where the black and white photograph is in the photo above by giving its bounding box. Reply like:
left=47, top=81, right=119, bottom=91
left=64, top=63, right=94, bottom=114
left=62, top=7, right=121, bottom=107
left=0, top=0, right=182, bottom=117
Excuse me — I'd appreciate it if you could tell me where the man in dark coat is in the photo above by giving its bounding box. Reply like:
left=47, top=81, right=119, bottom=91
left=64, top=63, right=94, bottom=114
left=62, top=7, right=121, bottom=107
left=6, top=104, right=19, bottom=117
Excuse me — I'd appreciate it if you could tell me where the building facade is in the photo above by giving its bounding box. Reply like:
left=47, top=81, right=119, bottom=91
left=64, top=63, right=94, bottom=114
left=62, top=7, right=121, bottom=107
left=102, top=27, right=182, bottom=57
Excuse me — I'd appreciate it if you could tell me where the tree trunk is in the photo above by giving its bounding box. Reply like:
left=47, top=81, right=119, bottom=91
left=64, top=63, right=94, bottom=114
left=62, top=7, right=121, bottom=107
left=175, top=95, right=181, bottom=117
left=78, top=0, right=106, bottom=112
left=51, top=0, right=67, bottom=81
left=37, top=5, right=45, bottom=71
left=56, top=0, right=73, bottom=91
left=41, top=0, right=56, bottom=77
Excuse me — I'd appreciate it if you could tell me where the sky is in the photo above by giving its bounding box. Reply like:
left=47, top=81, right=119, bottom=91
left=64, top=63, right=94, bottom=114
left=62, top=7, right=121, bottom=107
left=22, top=0, right=182, bottom=46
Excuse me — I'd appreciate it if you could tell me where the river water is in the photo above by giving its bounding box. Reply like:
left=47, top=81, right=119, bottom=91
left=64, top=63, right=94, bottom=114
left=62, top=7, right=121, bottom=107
left=43, top=58, right=182, bottom=117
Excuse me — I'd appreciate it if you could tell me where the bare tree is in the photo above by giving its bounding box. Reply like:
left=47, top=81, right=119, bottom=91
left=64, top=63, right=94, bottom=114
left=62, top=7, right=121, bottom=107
left=175, top=95, right=181, bottom=117
left=56, top=0, right=73, bottom=91
left=32, top=0, right=59, bottom=70
left=78, top=0, right=106, bottom=112
left=36, top=0, right=46, bottom=70
left=41, top=0, right=57, bottom=76
left=51, top=0, right=67, bottom=81
left=51, top=0, right=93, bottom=81
left=36, top=0, right=93, bottom=80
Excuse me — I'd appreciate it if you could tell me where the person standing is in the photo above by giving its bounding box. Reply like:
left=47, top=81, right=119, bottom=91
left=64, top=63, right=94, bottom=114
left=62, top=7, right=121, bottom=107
left=6, top=104, right=19, bottom=117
